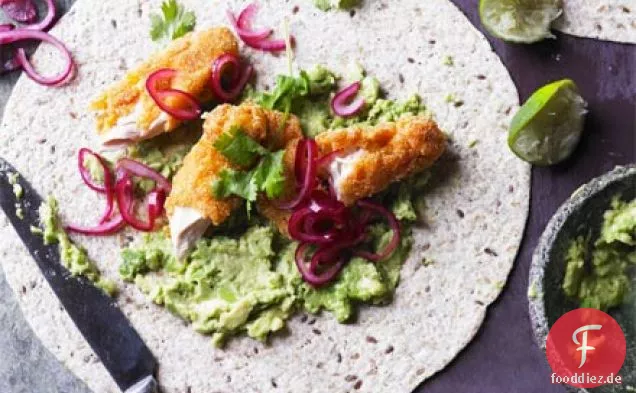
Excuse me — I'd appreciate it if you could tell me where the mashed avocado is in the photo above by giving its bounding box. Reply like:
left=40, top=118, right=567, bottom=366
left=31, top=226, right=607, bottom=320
left=38, top=197, right=117, bottom=296
left=248, top=64, right=429, bottom=138
left=562, top=197, right=636, bottom=310
left=313, top=0, right=360, bottom=12
left=124, top=124, right=200, bottom=191
left=7, top=172, right=23, bottom=199
left=121, top=224, right=411, bottom=345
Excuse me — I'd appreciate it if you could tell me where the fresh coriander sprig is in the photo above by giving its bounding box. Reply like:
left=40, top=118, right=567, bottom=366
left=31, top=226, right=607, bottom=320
left=150, top=0, right=197, bottom=42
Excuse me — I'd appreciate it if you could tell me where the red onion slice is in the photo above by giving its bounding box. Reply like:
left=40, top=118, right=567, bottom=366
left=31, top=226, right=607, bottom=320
left=353, top=200, right=401, bottom=262
left=0, top=29, right=74, bottom=86
left=241, top=36, right=287, bottom=52
left=295, top=243, right=345, bottom=287
left=289, top=207, right=338, bottom=244
left=331, top=81, right=365, bottom=118
left=65, top=215, right=126, bottom=236
left=114, top=175, right=157, bottom=232
left=0, top=0, right=37, bottom=24
left=277, top=139, right=317, bottom=210
left=67, top=149, right=119, bottom=231
left=237, top=3, right=263, bottom=31
left=211, top=53, right=253, bottom=102
left=147, top=188, right=167, bottom=218
left=226, top=7, right=271, bottom=41
left=228, top=3, right=292, bottom=52
left=78, top=148, right=110, bottom=193
left=21, top=0, right=55, bottom=31
left=116, top=157, right=172, bottom=193
left=0, top=23, right=15, bottom=32
left=77, top=148, right=115, bottom=223
left=145, top=68, right=202, bottom=121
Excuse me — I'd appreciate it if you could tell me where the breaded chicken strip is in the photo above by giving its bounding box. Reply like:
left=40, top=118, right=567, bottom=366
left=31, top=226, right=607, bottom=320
left=166, top=103, right=302, bottom=258
left=318, top=115, right=447, bottom=205
left=91, top=28, right=238, bottom=148
left=260, top=116, right=447, bottom=236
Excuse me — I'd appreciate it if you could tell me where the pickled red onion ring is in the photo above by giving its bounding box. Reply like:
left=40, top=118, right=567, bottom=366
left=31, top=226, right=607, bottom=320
left=276, top=139, right=317, bottom=210
left=76, top=148, right=115, bottom=223
left=116, top=157, right=172, bottom=193
left=226, top=5, right=271, bottom=41
left=331, top=81, right=365, bottom=118
left=65, top=215, right=126, bottom=236
left=295, top=243, right=345, bottom=287
left=114, top=175, right=165, bottom=232
left=211, top=53, right=253, bottom=102
left=227, top=3, right=292, bottom=52
left=353, top=200, right=401, bottom=262
left=0, top=29, right=73, bottom=86
left=0, top=0, right=37, bottom=24
left=285, top=138, right=402, bottom=286
left=22, top=0, right=56, bottom=31
left=145, top=68, right=202, bottom=121
left=67, top=153, right=171, bottom=236
left=78, top=148, right=110, bottom=193
left=241, top=37, right=287, bottom=52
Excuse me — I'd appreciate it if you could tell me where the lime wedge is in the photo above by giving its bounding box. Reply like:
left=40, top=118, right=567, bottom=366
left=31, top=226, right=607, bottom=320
left=508, top=79, right=587, bottom=166
left=479, top=0, right=562, bottom=43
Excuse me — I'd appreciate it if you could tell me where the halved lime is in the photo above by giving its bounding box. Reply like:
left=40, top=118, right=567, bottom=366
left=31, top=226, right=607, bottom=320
left=508, top=79, right=587, bottom=166
left=479, top=0, right=562, bottom=43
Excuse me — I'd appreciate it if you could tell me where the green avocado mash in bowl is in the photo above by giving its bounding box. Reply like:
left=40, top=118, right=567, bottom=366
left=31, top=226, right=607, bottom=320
left=529, top=165, right=636, bottom=393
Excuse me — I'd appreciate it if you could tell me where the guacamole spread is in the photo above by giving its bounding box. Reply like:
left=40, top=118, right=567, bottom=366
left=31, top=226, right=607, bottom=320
left=38, top=197, right=118, bottom=296
left=313, top=0, right=360, bottom=12
left=122, top=224, right=411, bottom=345
left=562, top=197, right=636, bottom=310
left=7, top=172, right=23, bottom=199
left=246, top=64, right=429, bottom=139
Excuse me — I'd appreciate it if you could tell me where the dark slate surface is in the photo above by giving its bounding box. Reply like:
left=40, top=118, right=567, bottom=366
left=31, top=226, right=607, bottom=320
left=1, top=1, right=91, bottom=391
left=0, top=1, right=633, bottom=392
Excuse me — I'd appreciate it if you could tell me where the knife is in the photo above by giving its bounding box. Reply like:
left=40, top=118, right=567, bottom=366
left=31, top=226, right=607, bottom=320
left=0, top=158, right=159, bottom=393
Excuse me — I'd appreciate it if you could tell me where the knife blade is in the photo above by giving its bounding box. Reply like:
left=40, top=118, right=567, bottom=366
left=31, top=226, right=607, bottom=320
left=0, top=158, right=158, bottom=393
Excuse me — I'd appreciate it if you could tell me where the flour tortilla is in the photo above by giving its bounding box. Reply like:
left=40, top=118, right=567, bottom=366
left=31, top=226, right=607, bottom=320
left=554, top=0, right=636, bottom=44
left=0, top=0, right=529, bottom=392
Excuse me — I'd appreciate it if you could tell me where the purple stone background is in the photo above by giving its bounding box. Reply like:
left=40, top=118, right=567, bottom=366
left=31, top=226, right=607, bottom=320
left=416, top=2, right=635, bottom=392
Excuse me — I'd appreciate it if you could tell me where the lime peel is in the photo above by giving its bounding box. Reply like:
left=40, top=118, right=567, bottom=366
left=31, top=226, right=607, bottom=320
left=508, top=79, right=587, bottom=166
left=479, top=0, right=563, bottom=43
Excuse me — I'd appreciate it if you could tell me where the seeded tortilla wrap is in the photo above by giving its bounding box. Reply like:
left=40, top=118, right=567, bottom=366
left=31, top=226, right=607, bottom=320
left=554, top=0, right=636, bottom=44
left=0, top=0, right=529, bottom=392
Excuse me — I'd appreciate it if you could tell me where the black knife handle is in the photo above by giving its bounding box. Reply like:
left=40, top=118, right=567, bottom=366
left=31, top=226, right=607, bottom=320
left=124, top=376, right=159, bottom=393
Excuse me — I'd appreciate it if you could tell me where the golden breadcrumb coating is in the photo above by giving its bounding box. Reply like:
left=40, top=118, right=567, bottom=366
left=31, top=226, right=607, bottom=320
left=315, top=115, right=447, bottom=205
left=91, top=28, right=238, bottom=138
left=259, top=116, right=447, bottom=235
left=166, top=104, right=302, bottom=225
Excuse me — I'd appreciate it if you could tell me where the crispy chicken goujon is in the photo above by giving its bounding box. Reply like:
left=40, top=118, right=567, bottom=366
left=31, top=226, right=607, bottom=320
left=166, top=103, right=302, bottom=258
left=260, top=116, right=447, bottom=236
left=91, top=27, right=238, bottom=148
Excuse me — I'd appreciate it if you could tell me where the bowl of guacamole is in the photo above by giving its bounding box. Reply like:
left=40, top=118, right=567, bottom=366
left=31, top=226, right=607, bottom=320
left=529, top=165, right=636, bottom=393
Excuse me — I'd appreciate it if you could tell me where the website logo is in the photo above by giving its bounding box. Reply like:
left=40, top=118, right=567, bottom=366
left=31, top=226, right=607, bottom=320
left=546, top=308, right=626, bottom=388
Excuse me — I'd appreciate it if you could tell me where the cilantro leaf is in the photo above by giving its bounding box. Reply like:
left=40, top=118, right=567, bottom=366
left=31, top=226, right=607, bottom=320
left=212, top=168, right=259, bottom=201
left=211, top=150, right=286, bottom=204
left=213, top=127, right=268, bottom=167
left=253, top=72, right=311, bottom=112
left=253, top=150, right=286, bottom=199
left=150, top=0, right=197, bottom=42
left=246, top=65, right=338, bottom=137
